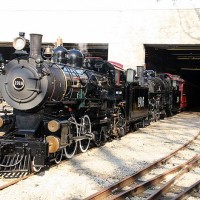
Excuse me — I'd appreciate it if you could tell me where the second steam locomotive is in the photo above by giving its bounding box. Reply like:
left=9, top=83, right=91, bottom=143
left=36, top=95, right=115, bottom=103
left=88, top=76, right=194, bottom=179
left=0, top=33, right=187, bottom=174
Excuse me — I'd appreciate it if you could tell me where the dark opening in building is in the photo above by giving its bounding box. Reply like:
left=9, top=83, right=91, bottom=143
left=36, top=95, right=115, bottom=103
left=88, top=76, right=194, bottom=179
left=145, top=44, right=200, bottom=107
left=145, top=44, right=200, bottom=84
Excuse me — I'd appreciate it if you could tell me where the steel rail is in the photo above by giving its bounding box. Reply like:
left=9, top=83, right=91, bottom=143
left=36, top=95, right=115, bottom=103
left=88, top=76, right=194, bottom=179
left=108, top=155, right=199, bottom=200
left=147, top=155, right=200, bottom=199
left=172, top=179, right=200, bottom=200
left=0, top=173, right=32, bottom=190
left=85, top=131, right=200, bottom=200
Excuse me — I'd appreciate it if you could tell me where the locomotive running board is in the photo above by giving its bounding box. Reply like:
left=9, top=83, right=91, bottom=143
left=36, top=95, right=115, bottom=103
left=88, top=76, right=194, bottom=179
left=0, top=154, right=31, bottom=178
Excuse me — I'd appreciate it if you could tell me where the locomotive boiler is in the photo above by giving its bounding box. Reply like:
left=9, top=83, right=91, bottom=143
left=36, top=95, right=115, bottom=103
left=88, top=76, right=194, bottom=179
left=0, top=33, right=149, bottom=174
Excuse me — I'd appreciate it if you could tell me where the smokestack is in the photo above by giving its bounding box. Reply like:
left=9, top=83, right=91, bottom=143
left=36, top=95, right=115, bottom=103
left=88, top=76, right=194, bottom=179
left=29, top=34, right=43, bottom=59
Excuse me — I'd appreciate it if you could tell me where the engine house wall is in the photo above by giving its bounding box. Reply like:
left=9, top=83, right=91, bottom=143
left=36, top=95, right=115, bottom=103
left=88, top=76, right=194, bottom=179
left=1, top=0, right=200, bottom=69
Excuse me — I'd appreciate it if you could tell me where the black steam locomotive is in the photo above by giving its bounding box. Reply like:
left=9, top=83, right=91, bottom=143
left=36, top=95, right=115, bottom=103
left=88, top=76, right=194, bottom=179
left=0, top=33, right=182, bottom=175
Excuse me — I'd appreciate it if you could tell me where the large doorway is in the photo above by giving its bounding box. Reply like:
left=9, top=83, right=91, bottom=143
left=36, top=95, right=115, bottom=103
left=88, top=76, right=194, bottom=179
left=145, top=44, right=200, bottom=85
left=145, top=44, right=200, bottom=107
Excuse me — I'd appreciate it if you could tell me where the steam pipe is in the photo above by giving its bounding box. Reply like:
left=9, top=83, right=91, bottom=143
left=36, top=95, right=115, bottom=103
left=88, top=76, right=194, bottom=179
left=137, top=66, right=145, bottom=86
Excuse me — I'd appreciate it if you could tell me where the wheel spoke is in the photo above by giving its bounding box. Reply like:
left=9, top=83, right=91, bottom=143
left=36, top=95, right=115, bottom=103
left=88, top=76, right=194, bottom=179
left=79, top=115, right=91, bottom=153
left=64, top=117, right=78, bottom=159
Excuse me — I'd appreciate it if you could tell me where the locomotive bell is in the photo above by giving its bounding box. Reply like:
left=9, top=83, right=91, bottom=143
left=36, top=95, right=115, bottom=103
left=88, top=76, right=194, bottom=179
left=44, top=46, right=53, bottom=58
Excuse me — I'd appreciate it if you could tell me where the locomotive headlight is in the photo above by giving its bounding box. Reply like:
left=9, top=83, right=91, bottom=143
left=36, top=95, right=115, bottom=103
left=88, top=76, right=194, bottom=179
left=48, top=120, right=61, bottom=132
left=13, top=36, right=26, bottom=50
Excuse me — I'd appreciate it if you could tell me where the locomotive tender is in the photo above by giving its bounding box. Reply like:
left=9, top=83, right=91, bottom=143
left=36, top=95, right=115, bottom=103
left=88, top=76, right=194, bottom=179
left=0, top=33, right=184, bottom=174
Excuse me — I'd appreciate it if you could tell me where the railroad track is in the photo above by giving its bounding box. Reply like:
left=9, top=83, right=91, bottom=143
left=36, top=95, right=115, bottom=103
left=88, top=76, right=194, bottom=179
left=0, top=132, right=199, bottom=194
left=85, top=131, right=200, bottom=200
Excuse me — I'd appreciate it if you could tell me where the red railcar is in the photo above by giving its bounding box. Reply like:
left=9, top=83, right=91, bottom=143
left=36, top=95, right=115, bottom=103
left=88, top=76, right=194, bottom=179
left=179, top=79, right=187, bottom=110
left=164, top=73, right=187, bottom=112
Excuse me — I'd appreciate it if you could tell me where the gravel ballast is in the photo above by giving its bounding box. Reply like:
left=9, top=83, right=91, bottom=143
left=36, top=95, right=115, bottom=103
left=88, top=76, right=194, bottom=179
left=0, top=111, right=200, bottom=200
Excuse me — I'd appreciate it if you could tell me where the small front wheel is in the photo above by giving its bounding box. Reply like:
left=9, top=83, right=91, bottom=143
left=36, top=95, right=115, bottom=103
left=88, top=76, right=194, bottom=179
left=31, top=157, right=42, bottom=172
left=54, top=150, right=63, bottom=164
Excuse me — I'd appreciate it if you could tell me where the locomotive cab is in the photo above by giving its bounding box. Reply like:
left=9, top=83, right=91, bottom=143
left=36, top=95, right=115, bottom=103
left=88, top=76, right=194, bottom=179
left=125, top=67, right=149, bottom=128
